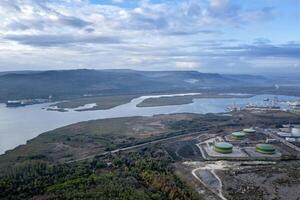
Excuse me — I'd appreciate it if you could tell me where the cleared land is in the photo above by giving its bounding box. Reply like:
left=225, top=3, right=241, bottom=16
left=50, top=95, right=138, bottom=111
left=137, top=93, right=253, bottom=107
left=219, top=161, right=300, bottom=200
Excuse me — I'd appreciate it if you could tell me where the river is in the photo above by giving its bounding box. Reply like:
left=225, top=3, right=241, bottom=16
left=0, top=93, right=298, bottom=154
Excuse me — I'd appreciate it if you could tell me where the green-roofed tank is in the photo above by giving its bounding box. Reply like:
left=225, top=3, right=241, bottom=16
left=256, top=144, right=276, bottom=154
left=243, top=128, right=256, bottom=134
left=231, top=131, right=246, bottom=140
left=213, top=142, right=233, bottom=154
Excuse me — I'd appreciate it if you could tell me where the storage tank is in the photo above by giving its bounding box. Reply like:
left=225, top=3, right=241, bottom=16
left=256, top=144, right=275, bottom=154
left=243, top=128, right=256, bottom=134
left=291, top=128, right=300, bottom=137
left=213, top=142, right=233, bottom=154
left=231, top=132, right=246, bottom=140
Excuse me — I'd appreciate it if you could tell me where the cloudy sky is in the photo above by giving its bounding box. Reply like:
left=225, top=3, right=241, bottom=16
left=0, top=0, right=299, bottom=74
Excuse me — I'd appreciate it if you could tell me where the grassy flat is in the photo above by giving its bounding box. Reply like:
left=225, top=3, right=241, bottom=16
left=50, top=95, right=138, bottom=111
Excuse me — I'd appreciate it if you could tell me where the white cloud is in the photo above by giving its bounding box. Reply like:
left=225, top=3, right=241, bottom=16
left=175, top=61, right=199, bottom=69
left=0, top=0, right=296, bottom=74
left=112, top=0, right=124, bottom=3
left=209, top=0, right=230, bottom=9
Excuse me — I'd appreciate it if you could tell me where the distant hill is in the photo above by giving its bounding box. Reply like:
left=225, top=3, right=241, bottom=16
left=0, top=69, right=270, bottom=101
left=223, top=74, right=269, bottom=85
left=0, top=70, right=41, bottom=76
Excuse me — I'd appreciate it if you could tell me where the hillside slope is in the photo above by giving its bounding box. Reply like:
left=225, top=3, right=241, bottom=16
left=0, top=69, right=269, bottom=101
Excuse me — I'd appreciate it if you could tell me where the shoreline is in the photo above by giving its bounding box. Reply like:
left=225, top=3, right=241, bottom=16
left=0, top=93, right=298, bottom=155
left=137, top=93, right=254, bottom=108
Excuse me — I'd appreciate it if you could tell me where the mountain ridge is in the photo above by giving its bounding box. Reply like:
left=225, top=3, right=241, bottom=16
left=0, top=69, right=270, bottom=102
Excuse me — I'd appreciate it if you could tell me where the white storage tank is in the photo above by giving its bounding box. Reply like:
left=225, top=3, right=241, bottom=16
left=286, top=137, right=296, bottom=142
left=291, top=127, right=300, bottom=137
left=277, top=132, right=292, bottom=137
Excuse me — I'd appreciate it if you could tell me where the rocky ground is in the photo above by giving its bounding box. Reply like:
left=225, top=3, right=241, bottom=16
left=219, top=161, right=300, bottom=200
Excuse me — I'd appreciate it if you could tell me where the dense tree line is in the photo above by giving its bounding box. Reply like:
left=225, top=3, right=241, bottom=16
left=0, top=147, right=199, bottom=200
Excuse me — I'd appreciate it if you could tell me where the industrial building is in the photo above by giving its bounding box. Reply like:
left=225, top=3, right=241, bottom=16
left=277, top=132, right=292, bottom=137
left=291, top=127, right=300, bottom=137
left=277, top=125, right=300, bottom=142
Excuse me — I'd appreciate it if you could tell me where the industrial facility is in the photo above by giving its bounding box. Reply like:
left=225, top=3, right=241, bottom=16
left=288, top=101, right=300, bottom=108
left=243, top=128, right=256, bottom=134
left=213, top=142, right=233, bottom=154
left=255, top=144, right=276, bottom=154
left=231, top=131, right=246, bottom=140
left=277, top=124, right=300, bottom=142
left=197, top=127, right=288, bottom=160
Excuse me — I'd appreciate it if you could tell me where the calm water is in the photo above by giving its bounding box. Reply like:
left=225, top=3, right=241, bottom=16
left=0, top=94, right=298, bottom=154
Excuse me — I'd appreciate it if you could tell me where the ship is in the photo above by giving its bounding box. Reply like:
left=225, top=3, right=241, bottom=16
left=6, top=98, right=51, bottom=107
left=288, top=101, right=300, bottom=107
left=6, top=100, right=26, bottom=107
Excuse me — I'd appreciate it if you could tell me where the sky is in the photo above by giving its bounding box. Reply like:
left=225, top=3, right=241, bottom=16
left=0, top=0, right=299, bottom=74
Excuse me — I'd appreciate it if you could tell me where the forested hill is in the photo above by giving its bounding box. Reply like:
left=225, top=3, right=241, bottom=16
left=0, top=69, right=269, bottom=101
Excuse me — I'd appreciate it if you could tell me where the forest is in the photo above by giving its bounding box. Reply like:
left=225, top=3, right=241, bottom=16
left=0, top=146, right=199, bottom=200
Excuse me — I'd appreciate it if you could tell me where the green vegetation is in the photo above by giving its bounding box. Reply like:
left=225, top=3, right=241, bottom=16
left=137, top=95, right=202, bottom=107
left=0, top=114, right=200, bottom=171
left=0, top=69, right=276, bottom=102
left=53, top=93, right=253, bottom=111
left=137, top=94, right=253, bottom=107
left=0, top=69, right=238, bottom=102
left=50, top=95, right=138, bottom=111
left=2, top=111, right=300, bottom=199
left=0, top=147, right=199, bottom=200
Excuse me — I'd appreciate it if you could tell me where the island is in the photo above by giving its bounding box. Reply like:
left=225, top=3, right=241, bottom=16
left=137, top=93, right=253, bottom=107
